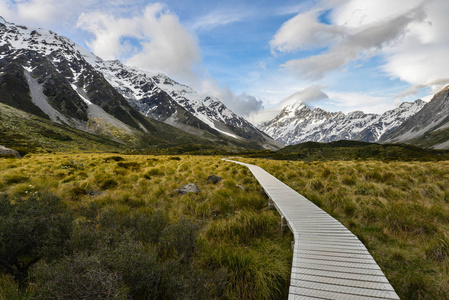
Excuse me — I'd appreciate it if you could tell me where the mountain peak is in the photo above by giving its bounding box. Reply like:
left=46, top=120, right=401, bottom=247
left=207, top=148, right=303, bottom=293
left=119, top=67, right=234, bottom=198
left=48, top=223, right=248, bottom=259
left=0, top=16, right=6, bottom=25
left=399, top=99, right=425, bottom=109
left=258, top=98, right=426, bottom=145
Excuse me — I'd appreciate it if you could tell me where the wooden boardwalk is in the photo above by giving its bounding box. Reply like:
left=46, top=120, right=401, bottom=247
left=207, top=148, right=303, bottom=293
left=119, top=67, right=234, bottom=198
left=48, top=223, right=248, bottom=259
left=224, top=159, right=400, bottom=300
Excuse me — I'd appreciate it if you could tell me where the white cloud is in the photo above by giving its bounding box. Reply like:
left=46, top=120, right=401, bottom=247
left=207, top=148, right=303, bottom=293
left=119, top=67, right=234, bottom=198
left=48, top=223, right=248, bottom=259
left=271, top=0, right=449, bottom=99
left=280, top=85, right=329, bottom=107
left=76, top=4, right=201, bottom=81
left=191, top=10, right=247, bottom=31
left=248, top=85, right=329, bottom=124
left=325, top=91, right=392, bottom=114
left=395, top=78, right=449, bottom=99
left=270, top=10, right=344, bottom=54
left=0, top=0, right=63, bottom=26
left=200, top=80, right=263, bottom=117
left=274, top=3, right=426, bottom=79
left=381, top=0, right=449, bottom=96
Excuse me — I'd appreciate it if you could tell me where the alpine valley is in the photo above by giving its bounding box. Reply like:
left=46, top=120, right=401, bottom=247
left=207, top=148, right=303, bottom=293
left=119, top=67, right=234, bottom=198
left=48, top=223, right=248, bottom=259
left=0, top=17, right=281, bottom=153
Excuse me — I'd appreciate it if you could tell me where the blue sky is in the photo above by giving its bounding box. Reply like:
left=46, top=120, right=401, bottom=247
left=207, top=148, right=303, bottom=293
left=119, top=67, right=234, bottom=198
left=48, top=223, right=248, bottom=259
left=2, top=0, right=449, bottom=124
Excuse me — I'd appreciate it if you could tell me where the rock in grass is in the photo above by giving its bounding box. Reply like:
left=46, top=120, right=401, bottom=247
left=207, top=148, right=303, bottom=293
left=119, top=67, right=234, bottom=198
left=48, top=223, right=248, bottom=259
left=173, top=183, right=201, bottom=195
left=0, top=145, right=21, bottom=158
left=207, top=175, right=222, bottom=184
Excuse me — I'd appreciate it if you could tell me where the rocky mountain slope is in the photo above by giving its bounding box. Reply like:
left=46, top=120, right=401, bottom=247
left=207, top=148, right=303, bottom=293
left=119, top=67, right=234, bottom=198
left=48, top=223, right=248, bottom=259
left=381, top=86, right=449, bottom=149
left=258, top=99, right=426, bottom=145
left=0, top=17, right=280, bottom=150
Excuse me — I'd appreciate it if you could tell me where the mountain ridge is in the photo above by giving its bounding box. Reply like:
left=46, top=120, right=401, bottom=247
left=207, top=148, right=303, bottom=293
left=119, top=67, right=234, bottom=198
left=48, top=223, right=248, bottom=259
left=0, top=17, right=281, bottom=151
left=258, top=99, right=426, bottom=145
left=381, top=85, right=449, bottom=149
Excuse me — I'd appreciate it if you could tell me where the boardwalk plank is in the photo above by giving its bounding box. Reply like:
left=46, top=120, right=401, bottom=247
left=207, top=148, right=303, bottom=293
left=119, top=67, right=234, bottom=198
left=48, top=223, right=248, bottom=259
left=224, top=159, right=399, bottom=300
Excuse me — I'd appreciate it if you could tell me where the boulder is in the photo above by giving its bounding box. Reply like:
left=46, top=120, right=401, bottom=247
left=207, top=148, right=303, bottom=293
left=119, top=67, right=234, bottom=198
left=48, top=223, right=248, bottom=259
left=173, top=183, right=201, bottom=195
left=207, top=175, right=222, bottom=184
left=0, top=145, right=21, bottom=158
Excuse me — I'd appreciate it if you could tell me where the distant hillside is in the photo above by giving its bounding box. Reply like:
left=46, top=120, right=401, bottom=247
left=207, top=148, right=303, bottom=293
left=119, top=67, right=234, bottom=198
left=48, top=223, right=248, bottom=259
left=0, top=102, right=248, bottom=155
left=245, top=140, right=449, bottom=161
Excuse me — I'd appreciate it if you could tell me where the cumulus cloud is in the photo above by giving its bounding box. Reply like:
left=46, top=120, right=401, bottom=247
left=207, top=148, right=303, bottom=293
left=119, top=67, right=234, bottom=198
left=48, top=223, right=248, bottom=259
left=77, top=4, right=201, bottom=80
left=223, top=91, right=264, bottom=117
left=200, top=80, right=263, bottom=117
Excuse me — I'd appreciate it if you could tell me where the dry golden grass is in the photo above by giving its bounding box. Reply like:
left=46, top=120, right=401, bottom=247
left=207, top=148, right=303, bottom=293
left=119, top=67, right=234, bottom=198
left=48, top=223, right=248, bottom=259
left=238, top=158, right=449, bottom=299
left=0, top=154, right=292, bottom=299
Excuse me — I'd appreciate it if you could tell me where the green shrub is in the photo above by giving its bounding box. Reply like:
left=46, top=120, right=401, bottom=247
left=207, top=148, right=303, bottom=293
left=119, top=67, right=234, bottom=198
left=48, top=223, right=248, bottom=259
left=0, top=192, right=73, bottom=281
left=158, top=218, right=199, bottom=261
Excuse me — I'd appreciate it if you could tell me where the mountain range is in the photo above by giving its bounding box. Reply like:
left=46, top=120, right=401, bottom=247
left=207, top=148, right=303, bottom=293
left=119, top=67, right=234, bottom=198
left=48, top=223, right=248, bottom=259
left=258, top=99, right=426, bottom=145
left=0, top=17, right=281, bottom=151
left=2, top=16, right=449, bottom=152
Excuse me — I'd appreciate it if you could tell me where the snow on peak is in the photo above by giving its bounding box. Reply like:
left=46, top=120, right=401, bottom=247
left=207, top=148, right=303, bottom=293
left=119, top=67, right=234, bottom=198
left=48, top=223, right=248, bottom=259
left=0, top=16, right=6, bottom=25
left=259, top=98, right=426, bottom=145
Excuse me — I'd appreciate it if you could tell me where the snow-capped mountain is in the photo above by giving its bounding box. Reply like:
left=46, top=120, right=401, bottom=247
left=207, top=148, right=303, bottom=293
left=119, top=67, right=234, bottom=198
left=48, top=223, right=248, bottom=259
left=381, top=86, right=449, bottom=149
left=0, top=17, right=280, bottom=149
left=258, top=99, right=426, bottom=145
left=93, top=59, right=278, bottom=145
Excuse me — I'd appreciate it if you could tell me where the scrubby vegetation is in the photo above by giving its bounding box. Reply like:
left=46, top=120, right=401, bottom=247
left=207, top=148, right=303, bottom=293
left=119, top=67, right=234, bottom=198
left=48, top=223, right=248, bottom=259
left=237, top=157, right=449, bottom=299
left=245, top=140, right=449, bottom=161
left=2, top=150, right=448, bottom=299
left=0, top=154, right=292, bottom=299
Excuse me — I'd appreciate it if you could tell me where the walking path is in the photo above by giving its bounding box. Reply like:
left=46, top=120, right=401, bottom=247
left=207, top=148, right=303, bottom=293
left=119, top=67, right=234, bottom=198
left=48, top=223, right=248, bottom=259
left=224, top=159, right=400, bottom=300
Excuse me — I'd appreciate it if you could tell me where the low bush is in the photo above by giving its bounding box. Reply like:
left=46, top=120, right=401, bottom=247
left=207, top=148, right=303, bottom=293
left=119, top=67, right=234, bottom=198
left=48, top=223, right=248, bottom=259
left=0, top=192, right=73, bottom=281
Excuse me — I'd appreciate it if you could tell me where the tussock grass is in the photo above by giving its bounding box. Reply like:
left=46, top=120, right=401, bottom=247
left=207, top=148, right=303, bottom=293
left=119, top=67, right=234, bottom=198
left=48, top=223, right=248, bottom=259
left=237, top=158, right=449, bottom=299
left=0, top=275, right=35, bottom=300
left=0, top=154, right=292, bottom=299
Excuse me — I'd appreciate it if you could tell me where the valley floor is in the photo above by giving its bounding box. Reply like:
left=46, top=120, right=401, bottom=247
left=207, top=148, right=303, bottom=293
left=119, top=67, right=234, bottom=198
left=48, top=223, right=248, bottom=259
left=0, top=154, right=448, bottom=299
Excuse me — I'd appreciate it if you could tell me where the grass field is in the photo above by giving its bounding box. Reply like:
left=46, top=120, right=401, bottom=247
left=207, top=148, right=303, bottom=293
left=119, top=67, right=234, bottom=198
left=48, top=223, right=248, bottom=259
left=1, top=154, right=448, bottom=299
left=236, top=158, right=449, bottom=299
left=0, top=154, right=292, bottom=299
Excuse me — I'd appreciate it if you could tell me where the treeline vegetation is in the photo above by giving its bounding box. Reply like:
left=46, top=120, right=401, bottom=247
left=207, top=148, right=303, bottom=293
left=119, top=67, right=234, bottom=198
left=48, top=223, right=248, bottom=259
left=0, top=154, right=292, bottom=299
